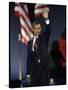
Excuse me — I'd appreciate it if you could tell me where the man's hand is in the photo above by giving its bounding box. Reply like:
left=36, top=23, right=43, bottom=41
left=42, top=7, right=49, bottom=19
left=26, top=75, right=31, bottom=81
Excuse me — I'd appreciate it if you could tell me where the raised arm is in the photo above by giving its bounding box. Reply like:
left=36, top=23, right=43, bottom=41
left=42, top=7, right=51, bottom=47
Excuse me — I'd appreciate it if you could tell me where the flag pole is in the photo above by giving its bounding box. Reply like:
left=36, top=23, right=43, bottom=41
left=18, top=34, right=23, bottom=87
left=18, top=60, right=22, bottom=87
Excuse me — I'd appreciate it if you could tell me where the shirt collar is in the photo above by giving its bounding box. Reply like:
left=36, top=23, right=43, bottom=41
left=33, top=35, right=38, bottom=39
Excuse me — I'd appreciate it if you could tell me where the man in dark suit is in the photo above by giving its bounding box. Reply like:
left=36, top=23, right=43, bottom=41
left=26, top=7, right=54, bottom=86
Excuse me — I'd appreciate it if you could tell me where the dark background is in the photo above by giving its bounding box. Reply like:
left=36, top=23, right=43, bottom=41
left=9, top=2, right=66, bottom=81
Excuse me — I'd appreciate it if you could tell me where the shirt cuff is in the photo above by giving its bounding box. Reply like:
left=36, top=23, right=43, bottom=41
left=45, top=19, right=50, bottom=25
left=27, top=75, right=30, bottom=77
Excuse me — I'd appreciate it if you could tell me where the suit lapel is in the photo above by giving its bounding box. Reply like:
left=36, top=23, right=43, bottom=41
left=29, top=39, right=33, bottom=51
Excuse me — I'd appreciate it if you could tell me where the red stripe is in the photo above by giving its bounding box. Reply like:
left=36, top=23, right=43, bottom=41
left=21, top=24, right=31, bottom=39
left=21, top=35, right=28, bottom=45
left=22, top=7, right=30, bottom=19
left=14, top=10, right=34, bottom=20
left=14, top=5, right=33, bottom=35
left=23, top=5, right=29, bottom=15
left=14, top=4, right=30, bottom=19
left=14, top=11, right=20, bottom=17
left=35, top=13, right=42, bottom=17
left=20, top=14, right=33, bottom=34
left=35, top=5, right=48, bottom=9
left=14, top=6, right=33, bottom=34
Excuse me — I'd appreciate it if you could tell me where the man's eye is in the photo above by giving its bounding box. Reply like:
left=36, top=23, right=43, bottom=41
left=34, top=28, right=40, bottom=29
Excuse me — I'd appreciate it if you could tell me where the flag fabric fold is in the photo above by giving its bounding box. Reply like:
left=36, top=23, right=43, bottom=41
left=14, top=3, right=33, bottom=45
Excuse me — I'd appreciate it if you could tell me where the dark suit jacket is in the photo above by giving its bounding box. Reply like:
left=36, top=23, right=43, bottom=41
left=27, top=21, right=54, bottom=75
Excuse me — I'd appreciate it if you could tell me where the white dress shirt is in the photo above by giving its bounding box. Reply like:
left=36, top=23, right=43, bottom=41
left=32, top=19, right=50, bottom=52
left=32, top=36, right=38, bottom=51
left=45, top=19, right=50, bottom=25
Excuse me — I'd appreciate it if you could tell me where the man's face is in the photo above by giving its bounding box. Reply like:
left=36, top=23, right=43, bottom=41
left=33, top=24, right=41, bottom=36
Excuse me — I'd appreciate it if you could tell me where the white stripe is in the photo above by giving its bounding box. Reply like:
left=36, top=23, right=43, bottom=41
left=21, top=4, right=28, bottom=14
left=21, top=36, right=28, bottom=44
left=35, top=4, right=44, bottom=9
left=23, top=4, right=29, bottom=14
left=21, top=27, right=30, bottom=41
left=22, top=37, right=28, bottom=44
left=20, top=17, right=33, bottom=38
left=35, top=6, right=49, bottom=15
left=21, top=7, right=32, bottom=29
left=14, top=5, right=32, bottom=29
left=21, top=38, right=25, bottom=42
left=34, top=8, right=44, bottom=15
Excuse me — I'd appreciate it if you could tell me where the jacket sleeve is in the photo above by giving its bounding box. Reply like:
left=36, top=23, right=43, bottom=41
left=44, top=20, right=51, bottom=48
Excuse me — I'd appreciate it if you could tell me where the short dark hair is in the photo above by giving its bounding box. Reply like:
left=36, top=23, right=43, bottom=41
left=32, top=21, right=40, bottom=28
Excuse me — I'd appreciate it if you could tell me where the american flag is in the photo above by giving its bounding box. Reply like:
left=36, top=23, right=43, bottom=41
left=14, top=3, right=33, bottom=45
left=34, top=4, right=49, bottom=17
left=14, top=3, right=49, bottom=45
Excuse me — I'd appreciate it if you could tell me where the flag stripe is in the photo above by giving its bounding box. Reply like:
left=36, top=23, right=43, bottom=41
left=34, top=4, right=49, bottom=17
left=20, top=16, right=33, bottom=38
left=21, top=35, right=28, bottom=45
left=35, top=8, right=44, bottom=14
left=21, top=25, right=31, bottom=39
left=23, top=4, right=29, bottom=14
left=35, top=7, right=49, bottom=14
left=14, top=3, right=33, bottom=45
left=35, top=4, right=42, bottom=8
left=35, top=5, right=48, bottom=9
left=14, top=5, right=33, bottom=34
left=20, top=14, right=33, bottom=34
left=20, top=9, right=33, bottom=33
left=14, top=5, right=32, bottom=28
left=21, top=27, right=30, bottom=41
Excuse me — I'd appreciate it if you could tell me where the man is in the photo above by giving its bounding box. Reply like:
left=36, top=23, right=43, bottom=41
left=26, top=7, right=54, bottom=86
